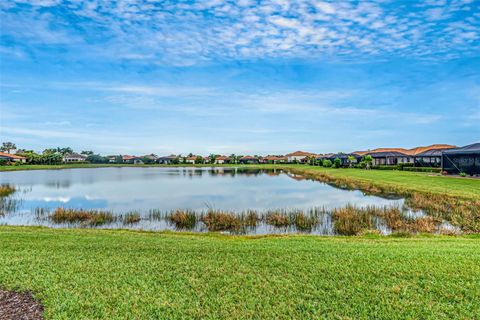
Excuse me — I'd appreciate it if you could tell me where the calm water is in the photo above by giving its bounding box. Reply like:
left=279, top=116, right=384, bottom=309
left=1, top=167, right=405, bottom=234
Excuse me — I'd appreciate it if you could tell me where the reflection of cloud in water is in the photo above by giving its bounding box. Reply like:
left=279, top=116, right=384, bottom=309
left=1, top=167, right=404, bottom=216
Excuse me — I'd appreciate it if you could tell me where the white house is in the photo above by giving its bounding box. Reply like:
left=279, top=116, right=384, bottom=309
left=285, top=151, right=315, bottom=163
left=63, top=153, right=87, bottom=162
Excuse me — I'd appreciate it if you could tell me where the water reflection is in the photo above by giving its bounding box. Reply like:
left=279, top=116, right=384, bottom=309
left=0, top=167, right=437, bottom=234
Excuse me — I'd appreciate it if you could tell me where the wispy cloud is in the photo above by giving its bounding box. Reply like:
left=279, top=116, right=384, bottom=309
left=1, top=0, right=479, bottom=65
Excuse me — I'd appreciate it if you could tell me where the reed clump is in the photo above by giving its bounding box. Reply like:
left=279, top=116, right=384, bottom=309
left=266, top=211, right=291, bottom=227
left=0, top=185, right=16, bottom=197
left=201, top=210, right=241, bottom=232
left=293, top=212, right=318, bottom=231
left=50, top=208, right=114, bottom=226
left=242, top=210, right=259, bottom=227
left=332, top=206, right=373, bottom=235
left=123, top=212, right=141, bottom=224
left=168, top=210, right=197, bottom=229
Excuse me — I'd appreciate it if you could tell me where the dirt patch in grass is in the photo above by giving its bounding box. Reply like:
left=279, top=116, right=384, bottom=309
left=0, top=290, right=43, bottom=320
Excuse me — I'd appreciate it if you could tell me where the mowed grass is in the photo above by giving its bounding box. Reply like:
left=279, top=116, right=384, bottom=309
left=1, top=227, right=479, bottom=319
left=273, top=165, right=480, bottom=201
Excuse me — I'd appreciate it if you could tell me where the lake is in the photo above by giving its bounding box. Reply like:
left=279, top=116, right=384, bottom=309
left=1, top=167, right=408, bottom=234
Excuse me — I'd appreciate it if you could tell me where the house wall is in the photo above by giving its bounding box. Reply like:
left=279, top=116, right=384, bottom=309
left=287, top=156, right=307, bottom=162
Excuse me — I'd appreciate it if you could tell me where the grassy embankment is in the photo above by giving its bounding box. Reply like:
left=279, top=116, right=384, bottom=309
left=0, top=227, right=479, bottom=319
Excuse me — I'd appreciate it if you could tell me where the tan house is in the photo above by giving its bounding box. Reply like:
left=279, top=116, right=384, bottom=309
left=214, top=156, right=230, bottom=164
left=185, top=156, right=197, bottom=164
left=285, top=151, right=315, bottom=163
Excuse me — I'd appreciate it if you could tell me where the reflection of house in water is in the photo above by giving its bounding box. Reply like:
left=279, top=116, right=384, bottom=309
left=285, top=172, right=306, bottom=181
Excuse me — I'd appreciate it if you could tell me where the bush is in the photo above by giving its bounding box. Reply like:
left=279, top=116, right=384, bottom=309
left=322, top=159, right=332, bottom=167
left=460, top=172, right=467, bottom=177
left=398, top=163, right=414, bottom=170
left=333, top=158, right=341, bottom=168
left=403, top=167, right=441, bottom=173
left=371, top=165, right=397, bottom=170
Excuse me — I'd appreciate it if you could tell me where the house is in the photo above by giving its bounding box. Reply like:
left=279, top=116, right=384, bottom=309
left=442, top=143, right=480, bottom=175
left=63, top=152, right=87, bottom=163
left=285, top=151, right=315, bottom=163
left=0, top=152, right=26, bottom=163
left=214, top=156, right=231, bottom=164
left=129, top=156, right=145, bottom=165
left=368, top=151, right=407, bottom=166
left=239, top=156, right=259, bottom=164
left=261, top=155, right=286, bottom=164
left=122, top=155, right=136, bottom=163
left=411, top=144, right=455, bottom=166
left=185, top=156, right=197, bottom=164
left=354, top=144, right=456, bottom=166
left=157, top=155, right=178, bottom=164
left=324, top=153, right=361, bottom=166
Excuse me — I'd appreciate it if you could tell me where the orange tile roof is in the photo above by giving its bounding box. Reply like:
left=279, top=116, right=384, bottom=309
left=353, top=144, right=456, bottom=156
left=216, top=156, right=230, bottom=160
left=285, top=151, right=315, bottom=156
left=0, top=152, right=26, bottom=159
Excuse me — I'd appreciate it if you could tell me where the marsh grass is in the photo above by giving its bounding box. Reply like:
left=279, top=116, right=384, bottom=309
left=200, top=210, right=242, bottom=232
left=266, top=211, right=291, bottom=228
left=50, top=208, right=114, bottom=226
left=0, top=185, right=16, bottom=197
left=167, top=210, right=197, bottom=229
left=122, top=212, right=141, bottom=224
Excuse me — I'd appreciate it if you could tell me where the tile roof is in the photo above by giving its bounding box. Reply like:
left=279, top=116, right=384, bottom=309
left=285, top=151, right=315, bottom=156
left=0, top=152, right=26, bottom=159
left=353, top=144, right=456, bottom=156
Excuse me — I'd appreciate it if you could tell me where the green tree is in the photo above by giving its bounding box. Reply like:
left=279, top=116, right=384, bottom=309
left=195, top=156, right=204, bottom=164
left=362, top=155, right=373, bottom=170
left=333, top=158, right=341, bottom=168
left=347, top=156, right=356, bottom=168
left=81, top=151, right=94, bottom=156
left=1, top=142, right=16, bottom=154
left=322, top=159, right=332, bottom=167
left=209, top=154, right=217, bottom=164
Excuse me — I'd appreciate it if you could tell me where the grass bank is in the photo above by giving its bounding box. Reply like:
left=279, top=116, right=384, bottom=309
left=0, top=227, right=479, bottom=319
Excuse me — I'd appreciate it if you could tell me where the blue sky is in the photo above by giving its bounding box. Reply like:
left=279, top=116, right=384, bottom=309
left=0, top=0, right=479, bottom=155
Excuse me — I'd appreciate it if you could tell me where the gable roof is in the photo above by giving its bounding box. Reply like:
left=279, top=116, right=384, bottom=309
left=354, top=144, right=456, bottom=156
left=286, top=151, right=314, bottom=157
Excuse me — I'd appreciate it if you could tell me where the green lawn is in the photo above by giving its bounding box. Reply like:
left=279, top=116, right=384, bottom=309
left=1, top=227, right=479, bottom=319
left=273, top=165, right=480, bottom=201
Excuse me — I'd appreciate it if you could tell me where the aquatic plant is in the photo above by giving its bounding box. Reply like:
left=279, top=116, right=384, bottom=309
left=201, top=210, right=241, bottom=232
left=123, top=212, right=141, bottom=224
left=293, top=212, right=318, bottom=231
left=0, top=185, right=16, bottom=197
left=50, top=208, right=114, bottom=226
left=167, top=210, right=197, bottom=229
left=266, top=211, right=291, bottom=228
left=332, top=206, right=373, bottom=236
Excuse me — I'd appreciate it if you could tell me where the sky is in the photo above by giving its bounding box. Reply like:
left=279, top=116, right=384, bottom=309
left=0, top=0, right=479, bottom=156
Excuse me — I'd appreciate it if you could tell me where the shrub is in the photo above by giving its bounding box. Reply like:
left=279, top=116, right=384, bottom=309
left=398, top=163, right=414, bottom=170
left=460, top=172, right=467, bottom=177
left=403, top=167, right=441, bottom=173
left=371, top=165, right=397, bottom=170
left=333, top=158, right=341, bottom=168
left=322, top=159, right=332, bottom=167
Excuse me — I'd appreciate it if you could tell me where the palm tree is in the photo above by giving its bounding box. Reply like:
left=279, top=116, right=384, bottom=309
left=347, top=156, right=356, bottom=168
